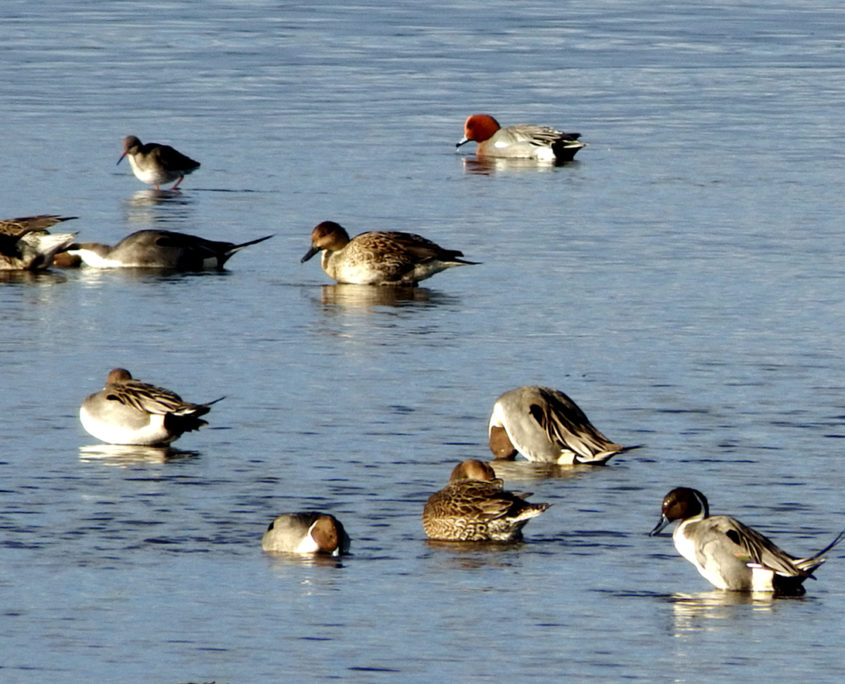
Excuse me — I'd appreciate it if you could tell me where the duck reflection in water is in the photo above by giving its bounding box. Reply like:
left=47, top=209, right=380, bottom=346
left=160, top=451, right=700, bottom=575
left=318, top=283, right=458, bottom=310
left=461, top=156, right=575, bottom=176
left=78, top=443, right=199, bottom=465
left=667, top=590, right=777, bottom=636
left=488, top=459, right=592, bottom=482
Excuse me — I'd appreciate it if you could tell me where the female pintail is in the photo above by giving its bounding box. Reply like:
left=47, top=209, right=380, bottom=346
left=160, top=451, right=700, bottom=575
left=422, top=459, right=550, bottom=542
left=302, top=221, right=476, bottom=286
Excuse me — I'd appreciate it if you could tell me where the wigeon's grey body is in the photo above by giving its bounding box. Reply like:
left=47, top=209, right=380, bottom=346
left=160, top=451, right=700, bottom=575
left=457, top=114, right=585, bottom=162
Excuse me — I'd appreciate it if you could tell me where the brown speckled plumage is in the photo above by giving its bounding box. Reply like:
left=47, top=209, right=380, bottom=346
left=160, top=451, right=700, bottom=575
left=0, top=215, right=77, bottom=236
left=302, top=220, right=477, bottom=285
left=422, top=460, right=550, bottom=542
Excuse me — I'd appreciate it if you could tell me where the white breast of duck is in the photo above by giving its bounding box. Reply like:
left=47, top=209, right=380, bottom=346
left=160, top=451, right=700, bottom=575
left=79, top=404, right=172, bottom=445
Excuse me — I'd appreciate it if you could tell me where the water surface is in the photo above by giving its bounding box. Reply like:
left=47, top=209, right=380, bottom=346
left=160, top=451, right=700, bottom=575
left=2, top=1, right=845, bottom=681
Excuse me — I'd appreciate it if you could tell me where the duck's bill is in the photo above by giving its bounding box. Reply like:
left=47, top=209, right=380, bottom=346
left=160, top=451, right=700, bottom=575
left=301, top=245, right=319, bottom=263
left=649, top=515, right=671, bottom=536
left=456, top=137, right=470, bottom=149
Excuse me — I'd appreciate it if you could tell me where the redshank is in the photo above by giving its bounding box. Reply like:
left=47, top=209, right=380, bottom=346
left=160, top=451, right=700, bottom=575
left=117, top=135, right=200, bottom=190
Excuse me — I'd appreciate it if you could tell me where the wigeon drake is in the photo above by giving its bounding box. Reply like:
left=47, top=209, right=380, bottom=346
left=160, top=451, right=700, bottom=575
left=650, top=487, right=845, bottom=595
left=67, top=229, right=272, bottom=270
left=117, top=135, right=200, bottom=190
left=457, top=113, right=585, bottom=162
left=80, top=368, right=223, bottom=446
left=301, top=220, right=477, bottom=286
left=421, top=459, right=550, bottom=542
left=262, top=512, right=350, bottom=556
left=488, top=386, right=637, bottom=465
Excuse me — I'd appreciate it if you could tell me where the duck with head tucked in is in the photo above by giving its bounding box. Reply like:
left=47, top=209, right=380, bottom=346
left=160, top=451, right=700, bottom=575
left=80, top=368, right=223, bottom=446
left=301, top=220, right=477, bottom=286
left=488, top=386, right=637, bottom=465
left=262, top=512, right=350, bottom=556
left=457, top=114, right=585, bottom=162
left=67, top=230, right=272, bottom=270
left=422, top=459, right=550, bottom=542
left=650, top=487, right=845, bottom=595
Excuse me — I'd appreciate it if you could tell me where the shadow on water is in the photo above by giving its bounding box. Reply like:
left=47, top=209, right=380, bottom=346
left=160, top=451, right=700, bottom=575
left=316, top=283, right=459, bottom=312
left=74, top=266, right=233, bottom=286
left=0, top=269, right=69, bottom=285
left=603, top=588, right=798, bottom=636
left=123, top=188, right=197, bottom=226
left=262, top=550, right=346, bottom=569
left=423, top=538, right=530, bottom=569
left=489, top=459, right=596, bottom=482
left=78, top=443, right=200, bottom=466
left=665, top=590, right=784, bottom=634
left=460, top=155, right=581, bottom=176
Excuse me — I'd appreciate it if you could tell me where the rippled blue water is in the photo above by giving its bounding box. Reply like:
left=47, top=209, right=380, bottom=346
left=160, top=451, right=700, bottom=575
left=2, top=1, right=845, bottom=681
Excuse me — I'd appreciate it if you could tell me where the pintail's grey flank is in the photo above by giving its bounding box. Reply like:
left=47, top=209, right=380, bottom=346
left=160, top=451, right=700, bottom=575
left=67, top=229, right=273, bottom=270
left=80, top=368, right=223, bottom=446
